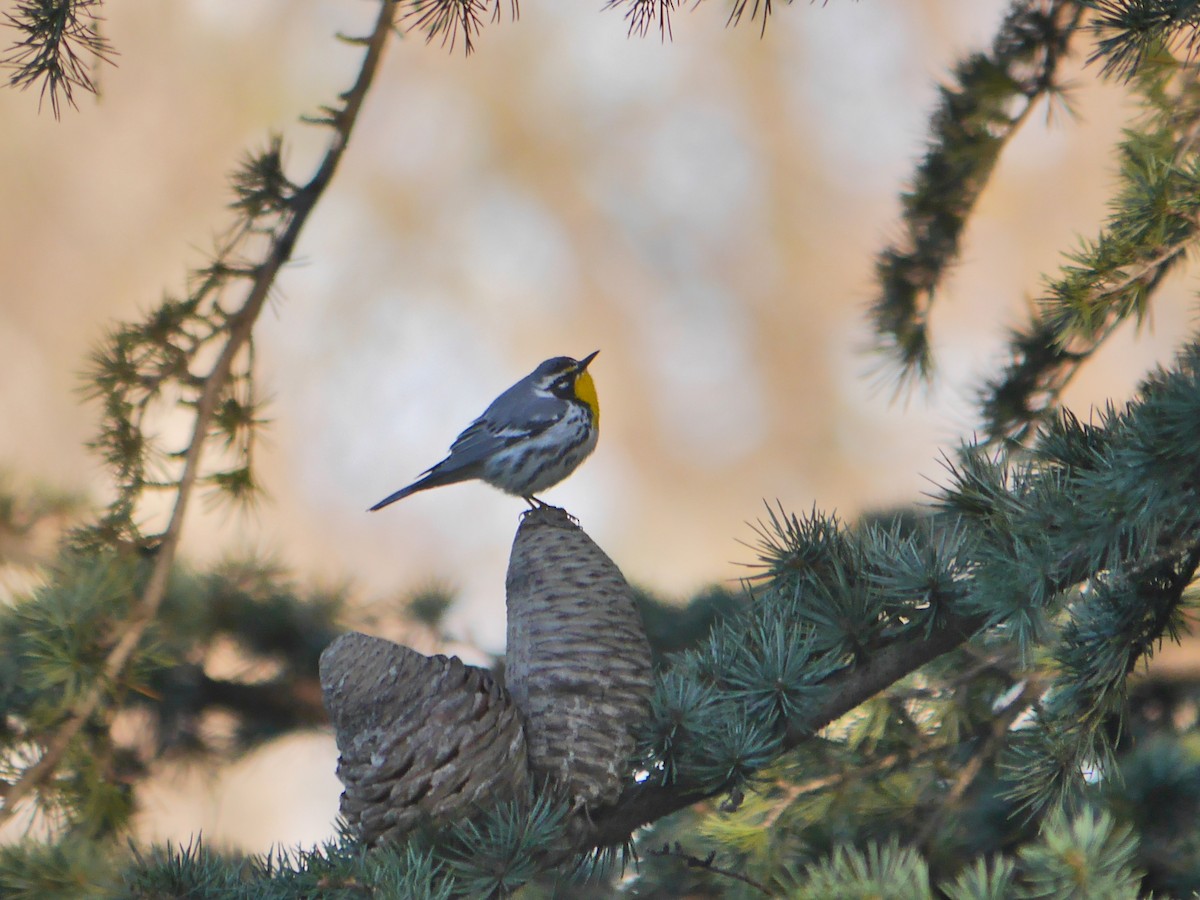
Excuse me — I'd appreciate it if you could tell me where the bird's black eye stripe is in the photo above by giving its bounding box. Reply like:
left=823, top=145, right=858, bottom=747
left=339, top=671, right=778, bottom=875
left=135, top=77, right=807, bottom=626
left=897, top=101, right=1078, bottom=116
left=549, top=375, right=573, bottom=397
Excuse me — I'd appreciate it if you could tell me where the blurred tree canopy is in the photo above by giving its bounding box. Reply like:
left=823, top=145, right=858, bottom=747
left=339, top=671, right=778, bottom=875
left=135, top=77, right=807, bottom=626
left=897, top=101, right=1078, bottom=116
left=4, top=0, right=1200, bottom=896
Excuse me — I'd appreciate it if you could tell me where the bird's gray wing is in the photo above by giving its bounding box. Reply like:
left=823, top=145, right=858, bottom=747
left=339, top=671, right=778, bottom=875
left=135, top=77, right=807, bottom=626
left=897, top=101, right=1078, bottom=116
left=433, top=393, right=564, bottom=475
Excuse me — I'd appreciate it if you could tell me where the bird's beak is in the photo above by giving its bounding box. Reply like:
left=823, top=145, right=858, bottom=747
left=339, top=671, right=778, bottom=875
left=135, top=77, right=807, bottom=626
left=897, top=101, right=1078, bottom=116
left=577, top=350, right=599, bottom=372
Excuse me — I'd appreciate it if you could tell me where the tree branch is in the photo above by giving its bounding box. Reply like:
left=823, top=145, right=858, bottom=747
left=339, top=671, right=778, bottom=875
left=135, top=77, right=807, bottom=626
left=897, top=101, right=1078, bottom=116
left=982, top=73, right=1200, bottom=442
left=872, top=0, right=1085, bottom=383
left=586, top=522, right=1200, bottom=850
left=583, top=611, right=987, bottom=848
left=0, top=0, right=398, bottom=829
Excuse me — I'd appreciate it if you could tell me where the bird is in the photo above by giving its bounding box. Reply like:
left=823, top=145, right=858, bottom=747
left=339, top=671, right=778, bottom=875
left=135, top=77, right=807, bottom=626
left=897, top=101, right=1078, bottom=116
left=370, top=351, right=600, bottom=511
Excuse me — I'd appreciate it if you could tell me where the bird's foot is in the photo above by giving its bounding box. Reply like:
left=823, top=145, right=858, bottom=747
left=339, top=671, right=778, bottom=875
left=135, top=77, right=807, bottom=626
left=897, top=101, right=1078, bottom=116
left=519, top=497, right=577, bottom=524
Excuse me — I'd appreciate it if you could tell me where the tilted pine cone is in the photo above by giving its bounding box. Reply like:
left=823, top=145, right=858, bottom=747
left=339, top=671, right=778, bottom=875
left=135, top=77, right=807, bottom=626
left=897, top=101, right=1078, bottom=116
left=505, top=506, right=653, bottom=809
left=319, top=631, right=528, bottom=845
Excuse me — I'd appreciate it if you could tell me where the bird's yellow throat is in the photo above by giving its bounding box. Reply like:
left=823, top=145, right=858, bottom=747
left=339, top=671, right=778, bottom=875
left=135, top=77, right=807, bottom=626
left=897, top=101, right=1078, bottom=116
left=574, top=370, right=600, bottom=428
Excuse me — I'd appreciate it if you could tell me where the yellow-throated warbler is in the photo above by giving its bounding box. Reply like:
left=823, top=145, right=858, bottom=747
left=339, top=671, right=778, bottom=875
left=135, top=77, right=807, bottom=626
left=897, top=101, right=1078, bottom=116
left=370, top=351, right=600, bottom=510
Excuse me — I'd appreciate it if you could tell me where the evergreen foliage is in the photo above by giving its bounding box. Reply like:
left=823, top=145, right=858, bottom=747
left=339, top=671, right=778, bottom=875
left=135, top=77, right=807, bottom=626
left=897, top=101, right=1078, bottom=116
left=981, top=43, right=1200, bottom=441
left=0, top=545, right=344, bottom=837
left=1, top=0, right=115, bottom=118
left=0, top=0, right=399, bottom=847
left=4, top=0, right=1200, bottom=897
left=873, top=0, right=1085, bottom=387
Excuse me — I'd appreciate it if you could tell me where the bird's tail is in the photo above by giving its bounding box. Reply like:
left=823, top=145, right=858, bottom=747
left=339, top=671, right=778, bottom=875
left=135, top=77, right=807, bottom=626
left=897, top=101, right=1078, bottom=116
left=368, top=483, right=423, bottom=512
left=368, top=468, right=465, bottom=511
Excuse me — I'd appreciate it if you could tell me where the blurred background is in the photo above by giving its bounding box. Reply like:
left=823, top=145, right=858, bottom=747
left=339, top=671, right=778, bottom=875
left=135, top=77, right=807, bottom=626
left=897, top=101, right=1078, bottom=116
left=1, top=0, right=1192, bottom=855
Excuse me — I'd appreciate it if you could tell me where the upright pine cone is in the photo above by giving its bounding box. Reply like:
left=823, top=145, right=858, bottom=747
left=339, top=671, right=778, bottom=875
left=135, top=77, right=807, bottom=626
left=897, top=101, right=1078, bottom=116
left=505, top=506, right=653, bottom=809
left=320, top=632, right=528, bottom=845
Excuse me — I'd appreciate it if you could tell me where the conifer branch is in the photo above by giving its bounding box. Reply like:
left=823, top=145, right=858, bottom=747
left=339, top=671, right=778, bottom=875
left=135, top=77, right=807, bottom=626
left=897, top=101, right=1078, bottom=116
left=584, top=609, right=988, bottom=849
left=0, top=0, right=398, bottom=830
left=2, top=0, right=117, bottom=118
left=586, top=339, right=1200, bottom=851
left=401, top=0, right=518, bottom=55
left=647, top=843, right=772, bottom=895
left=604, top=0, right=782, bottom=38
left=1088, top=0, right=1200, bottom=80
left=982, top=66, right=1200, bottom=441
left=588, top=534, right=1197, bottom=849
left=872, top=0, right=1084, bottom=385
left=606, top=0, right=679, bottom=39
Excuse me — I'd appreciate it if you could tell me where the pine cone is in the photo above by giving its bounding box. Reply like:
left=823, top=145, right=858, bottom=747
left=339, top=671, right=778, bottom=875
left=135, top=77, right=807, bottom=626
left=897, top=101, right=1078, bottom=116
left=319, top=631, right=528, bottom=845
left=505, top=506, right=653, bottom=809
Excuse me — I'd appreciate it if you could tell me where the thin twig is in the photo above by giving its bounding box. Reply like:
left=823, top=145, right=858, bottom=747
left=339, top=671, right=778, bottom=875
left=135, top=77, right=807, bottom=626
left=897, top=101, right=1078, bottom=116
left=647, top=843, right=772, bottom=896
left=0, top=0, right=398, bottom=828
left=914, top=678, right=1042, bottom=848
left=760, top=750, right=910, bottom=830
